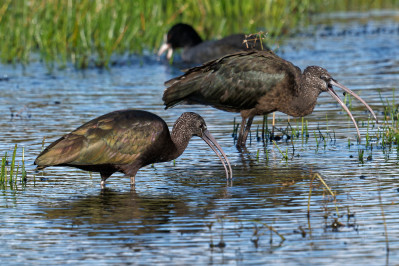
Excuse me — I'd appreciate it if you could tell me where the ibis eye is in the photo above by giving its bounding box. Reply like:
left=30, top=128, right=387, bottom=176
left=320, top=75, right=329, bottom=81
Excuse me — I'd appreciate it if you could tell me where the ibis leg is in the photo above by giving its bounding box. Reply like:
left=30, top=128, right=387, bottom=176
left=237, top=117, right=247, bottom=148
left=100, top=172, right=111, bottom=189
left=130, top=175, right=136, bottom=187
left=271, top=112, right=275, bottom=139
left=262, top=115, right=266, bottom=141
left=241, top=116, right=254, bottom=146
left=100, top=171, right=114, bottom=189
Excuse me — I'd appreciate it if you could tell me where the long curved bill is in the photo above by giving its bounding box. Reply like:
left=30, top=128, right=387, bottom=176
left=330, top=80, right=378, bottom=123
left=327, top=88, right=362, bottom=140
left=201, top=130, right=233, bottom=179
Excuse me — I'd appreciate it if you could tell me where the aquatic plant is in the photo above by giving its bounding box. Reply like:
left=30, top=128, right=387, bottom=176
left=307, top=172, right=339, bottom=217
left=214, top=216, right=285, bottom=249
left=272, top=140, right=289, bottom=161
left=358, top=149, right=365, bottom=164
left=0, top=144, right=27, bottom=189
left=364, top=89, right=399, bottom=154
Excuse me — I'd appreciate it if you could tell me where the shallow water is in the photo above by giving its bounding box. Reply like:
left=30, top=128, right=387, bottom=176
left=1, top=11, right=399, bottom=265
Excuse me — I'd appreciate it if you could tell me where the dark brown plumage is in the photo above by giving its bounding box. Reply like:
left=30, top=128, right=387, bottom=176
left=163, top=50, right=378, bottom=148
left=35, top=110, right=232, bottom=188
left=158, top=23, right=265, bottom=64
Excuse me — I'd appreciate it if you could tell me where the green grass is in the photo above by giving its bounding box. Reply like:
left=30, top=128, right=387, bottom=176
left=0, top=0, right=311, bottom=68
left=0, top=144, right=27, bottom=189
left=272, top=140, right=289, bottom=161
left=1, top=0, right=397, bottom=69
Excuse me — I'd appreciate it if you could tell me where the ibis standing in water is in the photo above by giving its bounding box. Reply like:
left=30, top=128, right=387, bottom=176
left=163, top=50, right=378, bottom=148
left=35, top=110, right=232, bottom=188
left=158, top=23, right=265, bottom=64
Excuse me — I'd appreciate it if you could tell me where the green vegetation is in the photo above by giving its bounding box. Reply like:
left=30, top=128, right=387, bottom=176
left=272, top=140, right=289, bottom=161
left=0, top=145, right=27, bottom=189
left=375, top=90, right=399, bottom=156
left=1, top=0, right=397, bottom=69
left=0, top=0, right=310, bottom=68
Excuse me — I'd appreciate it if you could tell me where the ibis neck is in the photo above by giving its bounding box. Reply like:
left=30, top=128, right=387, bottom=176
left=169, top=123, right=192, bottom=160
left=288, top=71, right=323, bottom=117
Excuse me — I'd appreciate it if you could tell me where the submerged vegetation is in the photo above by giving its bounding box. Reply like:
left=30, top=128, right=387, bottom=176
left=0, top=0, right=397, bottom=68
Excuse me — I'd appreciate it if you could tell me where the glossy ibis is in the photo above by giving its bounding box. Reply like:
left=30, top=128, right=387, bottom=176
left=158, top=23, right=264, bottom=64
left=163, top=50, right=378, bottom=148
left=35, top=110, right=232, bottom=188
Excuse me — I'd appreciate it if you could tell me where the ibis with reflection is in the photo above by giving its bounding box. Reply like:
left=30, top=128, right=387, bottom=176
left=35, top=110, right=232, bottom=188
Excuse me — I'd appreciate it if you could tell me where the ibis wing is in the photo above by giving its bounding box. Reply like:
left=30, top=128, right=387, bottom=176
left=35, top=110, right=167, bottom=167
left=163, top=50, right=300, bottom=111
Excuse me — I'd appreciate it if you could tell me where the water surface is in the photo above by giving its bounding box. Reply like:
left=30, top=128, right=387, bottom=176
left=1, top=11, right=399, bottom=265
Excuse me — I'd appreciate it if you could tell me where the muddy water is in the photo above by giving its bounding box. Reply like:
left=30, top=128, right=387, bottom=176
left=1, top=11, right=399, bottom=265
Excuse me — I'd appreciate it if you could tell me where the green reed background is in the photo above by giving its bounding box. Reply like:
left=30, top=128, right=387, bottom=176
left=1, top=0, right=397, bottom=69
